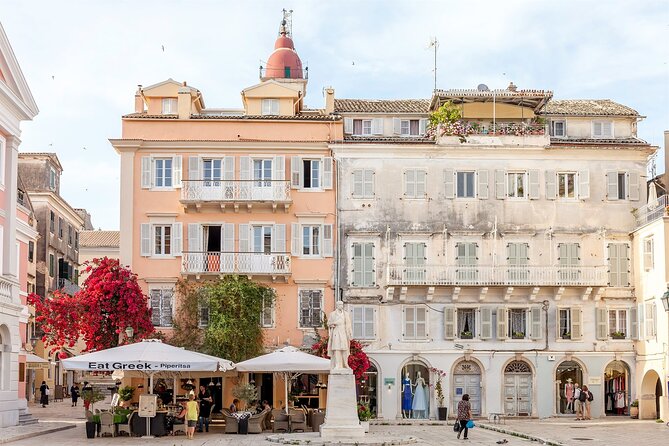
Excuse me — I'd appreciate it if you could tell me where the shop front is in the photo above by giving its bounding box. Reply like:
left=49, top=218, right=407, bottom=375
left=555, top=360, right=584, bottom=416
left=604, top=360, right=630, bottom=416
left=400, top=360, right=430, bottom=419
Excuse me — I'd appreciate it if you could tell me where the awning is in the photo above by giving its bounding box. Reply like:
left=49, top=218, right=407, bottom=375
left=24, top=352, right=49, bottom=370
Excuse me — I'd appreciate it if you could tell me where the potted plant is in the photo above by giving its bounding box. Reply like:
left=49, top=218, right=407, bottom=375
left=232, top=383, right=258, bottom=434
left=630, top=399, right=639, bottom=418
left=611, top=331, right=626, bottom=340
left=118, top=385, right=135, bottom=407
left=81, top=387, right=105, bottom=438
left=429, top=367, right=447, bottom=420
left=358, top=402, right=372, bottom=432
left=460, top=331, right=473, bottom=340
left=512, top=331, right=525, bottom=339
left=561, top=332, right=571, bottom=340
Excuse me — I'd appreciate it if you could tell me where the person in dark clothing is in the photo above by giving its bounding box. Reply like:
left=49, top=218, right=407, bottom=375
left=70, top=383, right=80, bottom=407
left=39, top=381, right=49, bottom=407
left=197, top=385, right=213, bottom=433
left=456, top=393, right=472, bottom=440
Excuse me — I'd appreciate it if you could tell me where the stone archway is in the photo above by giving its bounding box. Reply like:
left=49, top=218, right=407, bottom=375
left=640, top=369, right=662, bottom=420
left=399, top=360, right=430, bottom=419
left=0, top=325, right=11, bottom=391
left=503, top=360, right=533, bottom=416
left=452, top=360, right=482, bottom=416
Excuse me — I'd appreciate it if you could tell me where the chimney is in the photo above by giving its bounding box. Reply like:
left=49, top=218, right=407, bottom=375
left=507, top=82, right=518, bottom=92
left=177, top=81, right=191, bottom=119
left=134, top=85, right=144, bottom=113
left=324, top=87, right=335, bottom=115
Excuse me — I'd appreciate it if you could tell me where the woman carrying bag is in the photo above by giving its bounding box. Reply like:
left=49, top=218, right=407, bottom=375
left=39, top=381, right=49, bottom=408
left=456, top=393, right=473, bottom=440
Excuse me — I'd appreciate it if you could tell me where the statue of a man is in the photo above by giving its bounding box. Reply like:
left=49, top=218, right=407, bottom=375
left=327, top=300, right=352, bottom=372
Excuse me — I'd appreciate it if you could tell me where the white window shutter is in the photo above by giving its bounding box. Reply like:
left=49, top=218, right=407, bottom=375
left=363, top=243, right=374, bottom=286
left=291, top=223, right=301, bottom=256
left=444, top=169, right=455, bottom=198
left=443, top=306, right=455, bottom=339
left=172, top=156, right=182, bottom=188
left=352, top=170, right=363, bottom=197
left=141, top=157, right=152, bottom=188
left=365, top=169, right=375, bottom=197
left=545, top=170, right=556, bottom=200
left=607, top=244, right=618, bottom=287
left=239, top=224, right=250, bottom=252
left=172, top=222, right=182, bottom=256
left=578, top=170, right=589, bottom=199
left=188, top=156, right=200, bottom=181
left=530, top=306, right=542, bottom=339
left=570, top=308, right=582, bottom=340
left=372, top=118, right=383, bottom=135
left=323, top=224, right=333, bottom=257
left=404, top=307, right=413, bottom=338
left=273, top=156, right=285, bottom=181
left=140, top=223, right=151, bottom=256
left=272, top=224, right=286, bottom=252
left=477, top=170, right=489, bottom=199
left=352, top=243, right=362, bottom=286
left=344, top=118, right=353, bottom=134
left=416, top=170, right=426, bottom=197
left=595, top=308, right=608, bottom=340
left=620, top=244, right=629, bottom=286
left=291, top=156, right=302, bottom=189
left=593, top=121, right=602, bottom=137
left=495, top=169, right=506, bottom=199
left=393, top=118, right=401, bottom=135
left=497, top=307, right=508, bottom=340
left=187, top=223, right=202, bottom=252
left=416, top=307, right=427, bottom=338
left=323, top=157, right=333, bottom=189
left=627, top=171, right=640, bottom=201
left=240, top=156, right=251, bottom=181
left=419, top=119, right=428, bottom=136
left=606, top=172, right=618, bottom=200
left=528, top=169, right=540, bottom=199
left=223, top=156, right=234, bottom=181
left=352, top=307, right=363, bottom=338
left=364, top=307, right=375, bottom=339
left=602, top=121, right=612, bottom=137
left=480, top=307, right=492, bottom=339
left=630, top=306, right=639, bottom=340
left=405, top=170, right=415, bottom=197
left=223, top=223, right=234, bottom=252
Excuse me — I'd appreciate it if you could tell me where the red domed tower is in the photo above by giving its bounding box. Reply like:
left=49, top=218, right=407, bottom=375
left=263, top=14, right=304, bottom=80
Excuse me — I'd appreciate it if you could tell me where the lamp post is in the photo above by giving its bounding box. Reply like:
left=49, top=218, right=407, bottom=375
left=125, top=326, right=134, bottom=341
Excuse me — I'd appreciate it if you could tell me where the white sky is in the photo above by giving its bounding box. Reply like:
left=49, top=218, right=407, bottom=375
left=3, top=0, right=668, bottom=230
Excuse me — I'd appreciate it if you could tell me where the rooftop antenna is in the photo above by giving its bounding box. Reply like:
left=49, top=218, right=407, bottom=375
left=281, top=9, right=293, bottom=37
left=428, top=37, right=439, bottom=91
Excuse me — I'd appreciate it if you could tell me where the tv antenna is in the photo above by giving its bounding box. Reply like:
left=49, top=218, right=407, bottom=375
left=428, top=37, right=439, bottom=91
left=281, top=9, right=294, bottom=37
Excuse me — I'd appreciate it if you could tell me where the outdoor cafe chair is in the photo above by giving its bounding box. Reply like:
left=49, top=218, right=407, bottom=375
left=271, top=409, right=289, bottom=433
left=99, top=411, right=115, bottom=437
left=248, top=408, right=270, bottom=433
left=289, top=408, right=307, bottom=433
left=117, top=411, right=132, bottom=437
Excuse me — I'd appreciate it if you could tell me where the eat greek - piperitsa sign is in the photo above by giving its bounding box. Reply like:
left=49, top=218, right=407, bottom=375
left=88, top=362, right=193, bottom=370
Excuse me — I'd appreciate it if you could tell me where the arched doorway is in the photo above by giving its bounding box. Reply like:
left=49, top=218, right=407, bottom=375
left=452, top=360, right=481, bottom=416
left=357, top=362, right=378, bottom=417
left=0, top=326, right=10, bottom=391
left=503, top=360, right=533, bottom=416
left=555, top=360, right=584, bottom=415
left=604, top=360, right=630, bottom=416
left=400, top=361, right=430, bottom=419
left=640, top=369, right=662, bottom=419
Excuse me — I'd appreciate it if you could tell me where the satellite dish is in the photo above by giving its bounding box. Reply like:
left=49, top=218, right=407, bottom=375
left=477, top=84, right=490, bottom=91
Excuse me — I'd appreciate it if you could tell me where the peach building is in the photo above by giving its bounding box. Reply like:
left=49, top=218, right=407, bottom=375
left=112, top=16, right=341, bottom=408
left=0, top=22, right=39, bottom=426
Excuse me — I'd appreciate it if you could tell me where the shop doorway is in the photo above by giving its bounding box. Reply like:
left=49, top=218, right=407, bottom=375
left=604, top=360, right=630, bottom=416
left=503, top=360, right=532, bottom=416
left=260, top=373, right=273, bottom=406
left=356, top=363, right=378, bottom=416
left=640, top=369, right=662, bottom=419
left=555, top=360, right=584, bottom=415
left=401, top=361, right=430, bottom=419
left=452, top=360, right=481, bottom=416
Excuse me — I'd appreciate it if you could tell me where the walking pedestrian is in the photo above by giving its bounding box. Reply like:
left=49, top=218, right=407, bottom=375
left=573, top=383, right=582, bottom=420
left=197, top=384, right=213, bottom=433
left=39, top=381, right=49, bottom=407
left=185, top=393, right=199, bottom=439
left=456, top=393, right=472, bottom=440
left=582, top=385, right=593, bottom=420
left=70, top=383, right=80, bottom=407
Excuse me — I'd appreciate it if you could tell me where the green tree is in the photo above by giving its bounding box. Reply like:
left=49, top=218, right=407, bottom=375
left=429, top=101, right=462, bottom=127
left=170, top=275, right=275, bottom=362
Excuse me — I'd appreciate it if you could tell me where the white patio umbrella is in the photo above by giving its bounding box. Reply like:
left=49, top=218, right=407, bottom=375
left=235, top=346, right=330, bottom=414
left=648, top=182, right=659, bottom=209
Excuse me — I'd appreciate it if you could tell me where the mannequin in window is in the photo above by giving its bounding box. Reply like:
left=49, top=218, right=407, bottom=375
left=401, top=372, right=413, bottom=419
left=412, top=371, right=428, bottom=419
left=564, top=378, right=574, bottom=413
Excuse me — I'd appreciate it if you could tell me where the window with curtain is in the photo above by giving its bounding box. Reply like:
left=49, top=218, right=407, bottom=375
left=457, top=308, right=476, bottom=338
left=508, top=309, right=526, bottom=338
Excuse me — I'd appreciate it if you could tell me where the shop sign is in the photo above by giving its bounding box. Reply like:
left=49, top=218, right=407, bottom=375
left=384, top=378, right=395, bottom=386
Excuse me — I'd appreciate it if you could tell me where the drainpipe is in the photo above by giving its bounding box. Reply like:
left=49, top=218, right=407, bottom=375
left=335, top=148, right=340, bottom=302
left=543, top=299, right=550, bottom=350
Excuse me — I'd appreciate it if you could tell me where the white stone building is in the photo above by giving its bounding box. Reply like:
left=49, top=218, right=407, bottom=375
left=332, top=87, right=655, bottom=420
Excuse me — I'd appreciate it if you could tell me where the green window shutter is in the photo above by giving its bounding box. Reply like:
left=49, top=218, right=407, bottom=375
left=443, top=306, right=455, bottom=339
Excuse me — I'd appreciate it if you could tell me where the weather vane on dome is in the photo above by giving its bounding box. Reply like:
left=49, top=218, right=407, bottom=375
left=281, top=8, right=293, bottom=37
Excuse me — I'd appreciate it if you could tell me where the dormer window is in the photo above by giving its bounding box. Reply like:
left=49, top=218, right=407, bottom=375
left=592, top=120, right=613, bottom=138
left=161, top=98, right=177, bottom=114
left=400, top=119, right=420, bottom=136
left=262, top=99, right=280, bottom=116
left=353, top=119, right=372, bottom=136
left=550, top=120, right=566, bottom=137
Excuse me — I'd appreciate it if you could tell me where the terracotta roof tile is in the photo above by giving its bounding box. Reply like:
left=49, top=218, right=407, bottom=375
left=542, top=100, right=640, bottom=116
left=80, top=230, right=120, bottom=248
left=341, top=136, right=434, bottom=144
left=334, top=99, right=430, bottom=114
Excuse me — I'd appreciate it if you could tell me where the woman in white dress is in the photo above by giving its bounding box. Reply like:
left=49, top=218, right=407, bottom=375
left=412, top=371, right=428, bottom=418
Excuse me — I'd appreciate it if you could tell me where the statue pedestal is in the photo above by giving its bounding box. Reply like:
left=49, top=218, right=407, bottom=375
left=319, top=371, right=365, bottom=439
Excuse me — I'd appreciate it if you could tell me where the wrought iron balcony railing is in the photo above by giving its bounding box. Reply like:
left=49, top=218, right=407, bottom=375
left=182, top=252, right=291, bottom=275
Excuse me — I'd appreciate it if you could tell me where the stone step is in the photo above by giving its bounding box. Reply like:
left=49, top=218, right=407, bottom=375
left=18, top=412, right=39, bottom=425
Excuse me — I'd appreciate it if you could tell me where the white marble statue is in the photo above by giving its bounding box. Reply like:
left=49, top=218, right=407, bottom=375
left=327, top=300, right=352, bottom=372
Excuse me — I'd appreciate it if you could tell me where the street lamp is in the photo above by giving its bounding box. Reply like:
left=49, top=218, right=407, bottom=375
left=125, top=326, right=134, bottom=340
left=661, top=285, right=669, bottom=313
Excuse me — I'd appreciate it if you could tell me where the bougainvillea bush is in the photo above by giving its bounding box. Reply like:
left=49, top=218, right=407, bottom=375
left=312, top=337, right=370, bottom=384
left=28, top=257, right=154, bottom=354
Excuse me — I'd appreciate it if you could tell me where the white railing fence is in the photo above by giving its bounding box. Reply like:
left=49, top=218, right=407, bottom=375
left=182, top=252, right=291, bottom=274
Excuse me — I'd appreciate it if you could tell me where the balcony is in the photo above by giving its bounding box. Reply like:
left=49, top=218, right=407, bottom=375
left=387, top=265, right=607, bottom=287
left=0, top=276, right=13, bottom=302
left=435, top=122, right=549, bottom=147
left=182, top=252, right=291, bottom=277
left=632, top=194, right=667, bottom=230
left=180, top=180, right=292, bottom=212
